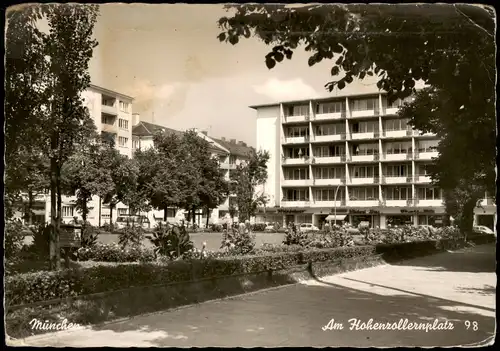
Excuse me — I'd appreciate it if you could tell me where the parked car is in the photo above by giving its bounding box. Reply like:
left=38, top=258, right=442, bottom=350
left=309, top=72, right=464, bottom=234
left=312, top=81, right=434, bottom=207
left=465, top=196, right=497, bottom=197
left=473, top=225, right=495, bottom=236
left=299, top=223, right=320, bottom=232
left=115, top=215, right=151, bottom=230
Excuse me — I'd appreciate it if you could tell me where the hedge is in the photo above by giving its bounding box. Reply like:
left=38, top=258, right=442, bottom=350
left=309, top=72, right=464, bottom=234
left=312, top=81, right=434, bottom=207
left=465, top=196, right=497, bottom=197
left=5, top=234, right=494, bottom=308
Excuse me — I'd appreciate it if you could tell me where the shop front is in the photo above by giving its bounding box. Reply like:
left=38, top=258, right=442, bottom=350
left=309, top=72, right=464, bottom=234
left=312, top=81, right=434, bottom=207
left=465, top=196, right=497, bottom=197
left=349, top=209, right=381, bottom=228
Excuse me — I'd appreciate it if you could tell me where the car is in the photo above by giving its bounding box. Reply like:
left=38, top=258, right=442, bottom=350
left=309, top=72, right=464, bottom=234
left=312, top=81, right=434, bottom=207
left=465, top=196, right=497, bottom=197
left=299, top=223, right=320, bottom=232
left=115, top=215, right=151, bottom=230
left=473, top=225, right=495, bottom=236
left=264, top=224, right=276, bottom=232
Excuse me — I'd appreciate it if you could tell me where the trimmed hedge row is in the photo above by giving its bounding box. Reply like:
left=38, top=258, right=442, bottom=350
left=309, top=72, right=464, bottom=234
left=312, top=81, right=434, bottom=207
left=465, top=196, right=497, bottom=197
left=5, top=234, right=494, bottom=308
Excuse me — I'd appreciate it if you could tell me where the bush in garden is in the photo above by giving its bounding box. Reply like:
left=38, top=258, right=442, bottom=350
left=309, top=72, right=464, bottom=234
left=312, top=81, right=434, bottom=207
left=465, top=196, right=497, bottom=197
left=77, top=242, right=155, bottom=262
left=251, top=223, right=267, bottom=232
left=282, top=224, right=310, bottom=246
left=118, top=225, right=145, bottom=248
left=81, top=225, right=100, bottom=248
left=210, top=223, right=223, bottom=232
left=146, top=222, right=194, bottom=260
left=4, top=220, right=26, bottom=261
left=220, top=223, right=256, bottom=255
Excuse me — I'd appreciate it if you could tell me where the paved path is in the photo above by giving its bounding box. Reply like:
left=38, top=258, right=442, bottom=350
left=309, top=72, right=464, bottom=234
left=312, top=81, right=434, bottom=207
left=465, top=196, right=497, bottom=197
left=11, top=244, right=496, bottom=347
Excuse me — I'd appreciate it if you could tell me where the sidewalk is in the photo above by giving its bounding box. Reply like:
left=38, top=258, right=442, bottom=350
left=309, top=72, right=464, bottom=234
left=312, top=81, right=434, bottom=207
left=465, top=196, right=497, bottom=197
left=12, top=244, right=496, bottom=347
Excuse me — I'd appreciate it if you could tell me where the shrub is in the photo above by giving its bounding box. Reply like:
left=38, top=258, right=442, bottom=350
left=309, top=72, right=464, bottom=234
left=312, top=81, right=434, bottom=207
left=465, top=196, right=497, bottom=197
left=210, top=223, right=223, bottom=232
left=251, top=223, right=267, bottom=232
left=220, top=225, right=256, bottom=255
left=118, top=226, right=145, bottom=248
left=146, top=222, right=194, bottom=260
left=282, top=225, right=310, bottom=246
left=81, top=225, right=100, bottom=248
left=77, top=242, right=155, bottom=263
left=5, top=221, right=26, bottom=260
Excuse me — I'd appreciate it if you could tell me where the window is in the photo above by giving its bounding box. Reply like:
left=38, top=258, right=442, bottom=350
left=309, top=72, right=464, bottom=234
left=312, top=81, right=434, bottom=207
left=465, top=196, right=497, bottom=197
left=314, top=188, right=345, bottom=201
left=313, top=167, right=344, bottom=179
left=418, top=140, right=439, bottom=153
left=313, top=144, right=344, bottom=157
left=284, top=189, right=309, bottom=201
left=101, top=115, right=114, bottom=125
left=417, top=187, right=442, bottom=200
left=352, top=143, right=379, bottom=155
left=349, top=187, right=379, bottom=201
left=118, top=208, right=128, bottom=215
left=118, top=136, right=128, bottom=147
left=387, top=96, right=414, bottom=108
left=118, top=118, right=129, bottom=130
left=351, top=121, right=379, bottom=134
left=133, top=139, right=140, bottom=150
left=351, top=98, right=379, bottom=111
left=385, top=187, right=411, bottom=200
left=316, top=101, right=345, bottom=114
left=286, top=104, right=309, bottom=117
left=284, top=168, right=309, bottom=180
left=315, top=123, right=345, bottom=136
left=229, top=155, right=237, bottom=164
left=119, top=101, right=130, bottom=113
left=62, top=206, right=74, bottom=217
left=385, top=164, right=411, bottom=177
left=285, top=147, right=310, bottom=159
left=418, top=164, right=432, bottom=176
left=351, top=165, right=379, bottom=178
left=285, top=126, right=310, bottom=137
left=385, top=142, right=412, bottom=154
left=384, top=118, right=411, bottom=131
left=102, top=97, right=115, bottom=107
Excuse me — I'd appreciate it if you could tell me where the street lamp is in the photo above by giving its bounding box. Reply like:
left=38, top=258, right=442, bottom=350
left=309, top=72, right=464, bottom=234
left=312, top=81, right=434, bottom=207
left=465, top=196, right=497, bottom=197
left=333, top=183, right=342, bottom=227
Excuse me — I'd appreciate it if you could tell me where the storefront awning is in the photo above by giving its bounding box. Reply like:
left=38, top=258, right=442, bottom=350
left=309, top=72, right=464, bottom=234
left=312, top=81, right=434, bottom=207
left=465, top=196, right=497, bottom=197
left=325, top=214, right=346, bottom=221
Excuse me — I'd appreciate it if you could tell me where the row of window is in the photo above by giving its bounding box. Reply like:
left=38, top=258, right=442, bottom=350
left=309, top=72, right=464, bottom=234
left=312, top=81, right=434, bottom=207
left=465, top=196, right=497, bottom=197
left=285, top=119, right=412, bottom=137
left=284, top=165, right=431, bottom=180
left=283, top=187, right=442, bottom=201
left=284, top=96, right=414, bottom=117
left=118, top=136, right=128, bottom=147
left=101, top=97, right=130, bottom=113
left=118, top=119, right=129, bottom=130
left=63, top=206, right=133, bottom=218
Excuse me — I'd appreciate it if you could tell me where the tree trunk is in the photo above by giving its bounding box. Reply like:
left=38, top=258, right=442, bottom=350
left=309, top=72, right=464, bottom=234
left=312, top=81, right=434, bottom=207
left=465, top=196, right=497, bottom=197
left=206, top=207, right=210, bottom=228
left=192, top=208, right=196, bottom=226
left=98, top=196, right=101, bottom=227
left=28, top=190, right=34, bottom=225
left=460, top=198, right=477, bottom=240
left=163, top=204, right=168, bottom=222
left=110, top=203, right=114, bottom=231
left=49, top=157, right=58, bottom=271
left=55, top=164, right=62, bottom=270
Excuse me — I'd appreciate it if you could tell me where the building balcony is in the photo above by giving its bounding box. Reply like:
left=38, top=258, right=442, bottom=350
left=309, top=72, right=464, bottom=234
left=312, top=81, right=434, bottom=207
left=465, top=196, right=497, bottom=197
left=220, top=163, right=237, bottom=170
left=349, top=109, right=379, bottom=118
left=312, top=178, right=345, bottom=186
left=383, top=129, right=411, bottom=139
left=415, top=151, right=438, bottom=160
left=384, top=199, right=410, bottom=207
left=384, top=107, right=400, bottom=115
left=414, top=175, right=432, bottom=183
left=101, top=104, right=118, bottom=116
left=382, top=152, right=413, bottom=161
left=350, top=177, right=378, bottom=185
left=381, top=176, right=413, bottom=184
left=347, top=199, right=380, bottom=207
left=281, top=200, right=311, bottom=207
left=283, top=114, right=310, bottom=123
left=282, top=179, right=313, bottom=187
left=415, top=199, right=444, bottom=207
left=350, top=131, right=379, bottom=140
left=312, top=156, right=345, bottom=164
left=282, top=136, right=310, bottom=144
left=350, top=154, right=379, bottom=163
left=314, top=111, right=346, bottom=121
left=282, top=157, right=310, bottom=166
left=414, top=131, right=437, bottom=138
left=311, top=200, right=346, bottom=207
left=313, top=133, right=346, bottom=142
left=101, top=123, right=117, bottom=133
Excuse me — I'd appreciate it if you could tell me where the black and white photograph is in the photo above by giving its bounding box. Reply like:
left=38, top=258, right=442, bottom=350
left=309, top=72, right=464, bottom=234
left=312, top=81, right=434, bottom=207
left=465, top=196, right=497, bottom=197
left=4, top=2, right=496, bottom=347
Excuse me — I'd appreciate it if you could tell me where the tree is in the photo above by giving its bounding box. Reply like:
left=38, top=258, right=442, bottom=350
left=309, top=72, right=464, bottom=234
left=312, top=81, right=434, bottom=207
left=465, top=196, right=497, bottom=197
left=217, top=4, right=495, bottom=234
left=230, top=150, right=270, bottom=222
left=5, top=4, right=99, bottom=270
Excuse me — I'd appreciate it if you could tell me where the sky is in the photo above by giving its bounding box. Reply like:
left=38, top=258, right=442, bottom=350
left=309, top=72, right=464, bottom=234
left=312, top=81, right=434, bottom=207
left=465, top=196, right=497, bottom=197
left=89, top=4, right=382, bottom=146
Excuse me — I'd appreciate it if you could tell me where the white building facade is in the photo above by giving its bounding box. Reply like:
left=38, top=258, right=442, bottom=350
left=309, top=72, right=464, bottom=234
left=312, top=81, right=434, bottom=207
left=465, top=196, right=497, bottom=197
left=252, top=92, right=496, bottom=231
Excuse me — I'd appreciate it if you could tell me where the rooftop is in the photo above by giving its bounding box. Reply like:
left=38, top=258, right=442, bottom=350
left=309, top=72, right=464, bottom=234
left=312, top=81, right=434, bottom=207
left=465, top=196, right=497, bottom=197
left=88, top=84, right=134, bottom=101
left=132, top=121, right=183, bottom=137
left=211, top=137, right=254, bottom=158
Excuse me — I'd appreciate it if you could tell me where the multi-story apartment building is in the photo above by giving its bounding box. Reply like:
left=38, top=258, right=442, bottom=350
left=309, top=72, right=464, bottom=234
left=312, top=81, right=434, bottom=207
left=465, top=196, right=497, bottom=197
left=132, top=119, right=253, bottom=226
left=252, top=92, right=496, bottom=231
left=14, top=84, right=135, bottom=226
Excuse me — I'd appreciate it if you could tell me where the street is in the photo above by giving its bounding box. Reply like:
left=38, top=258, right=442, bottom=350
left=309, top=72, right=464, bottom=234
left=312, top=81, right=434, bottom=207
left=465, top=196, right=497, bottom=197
left=13, top=244, right=496, bottom=347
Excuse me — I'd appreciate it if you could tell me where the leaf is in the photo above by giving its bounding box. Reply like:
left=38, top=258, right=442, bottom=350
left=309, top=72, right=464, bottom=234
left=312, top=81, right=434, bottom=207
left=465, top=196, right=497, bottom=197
left=284, top=49, right=293, bottom=59
left=274, top=52, right=284, bottom=62
left=217, top=32, right=226, bottom=42
left=331, top=66, right=340, bottom=76
left=332, top=43, right=343, bottom=54
left=344, top=74, right=353, bottom=84
left=337, top=80, right=346, bottom=90
left=367, top=71, right=373, bottom=76
left=359, top=71, right=366, bottom=79
left=335, top=56, right=343, bottom=65
left=265, top=57, right=276, bottom=69
left=308, top=55, right=317, bottom=67
left=228, top=35, right=239, bottom=45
